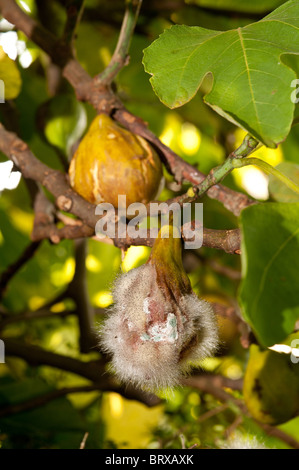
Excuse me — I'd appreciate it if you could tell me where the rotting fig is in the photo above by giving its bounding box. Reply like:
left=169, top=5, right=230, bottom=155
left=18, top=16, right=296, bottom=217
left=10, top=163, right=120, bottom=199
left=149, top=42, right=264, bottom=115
left=100, top=225, right=219, bottom=392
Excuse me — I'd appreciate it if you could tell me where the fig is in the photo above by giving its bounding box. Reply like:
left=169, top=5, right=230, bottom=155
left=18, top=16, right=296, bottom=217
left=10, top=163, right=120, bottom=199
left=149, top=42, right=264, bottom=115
left=68, top=114, right=163, bottom=208
left=100, top=224, right=219, bottom=391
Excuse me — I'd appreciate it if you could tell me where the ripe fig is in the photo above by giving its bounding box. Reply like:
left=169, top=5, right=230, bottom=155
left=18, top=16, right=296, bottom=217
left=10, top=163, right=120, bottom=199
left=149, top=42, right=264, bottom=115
left=69, top=114, right=163, bottom=208
left=101, top=225, right=219, bottom=391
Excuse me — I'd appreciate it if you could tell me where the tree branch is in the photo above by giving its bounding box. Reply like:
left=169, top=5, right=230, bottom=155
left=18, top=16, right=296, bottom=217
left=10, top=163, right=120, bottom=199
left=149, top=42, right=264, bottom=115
left=0, top=123, right=241, bottom=254
left=4, top=338, right=161, bottom=407
left=65, top=239, right=98, bottom=352
left=113, top=109, right=256, bottom=216
left=31, top=220, right=241, bottom=254
left=0, top=123, right=99, bottom=228
left=0, top=382, right=159, bottom=419
left=0, top=0, right=70, bottom=65
left=0, top=0, right=255, bottom=216
left=62, top=0, right=86, bottom=52
left=4, top=338, right=104, bottom=381
left=0, top=384, right=101, bottom=419
left=0, top=308, right=76, bottom=331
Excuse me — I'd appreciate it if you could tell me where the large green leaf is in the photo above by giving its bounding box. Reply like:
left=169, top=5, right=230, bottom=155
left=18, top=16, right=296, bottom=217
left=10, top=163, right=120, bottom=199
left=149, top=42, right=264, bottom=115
left=143, top=0, right=299, bottom=147
left=239, top=202, right=299, bottom=347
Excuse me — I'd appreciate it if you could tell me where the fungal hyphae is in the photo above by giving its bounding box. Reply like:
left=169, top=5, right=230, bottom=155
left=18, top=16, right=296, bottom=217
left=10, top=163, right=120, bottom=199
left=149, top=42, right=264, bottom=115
left=101, top=225, right=219, bottom=392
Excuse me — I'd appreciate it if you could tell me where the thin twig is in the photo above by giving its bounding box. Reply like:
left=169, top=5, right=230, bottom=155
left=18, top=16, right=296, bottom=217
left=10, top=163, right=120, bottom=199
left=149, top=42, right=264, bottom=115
left=224, top=415, right=243, bottom=439
left=80, top=432, right=89, bottom=449
left=169, top=134, right=260, bottom=208
left=0, top=0, right=255, bottom=217
left=0, top=241, right=41, bottom=300
left=95, top=0, right=142, bottom=85
left=179, top=434, right=186, bottom=449
left=4, top=338, right=161, bottom=407
left=194, top=252, right=241, bottom=280
left=66, top=239, right=98, bottom=352
left=0, top=306, right=105, bottom=331
left=0, top=386, right=100, bottom=418
left=62, top=0, right=86, bottom=52
left=197, top=403, right=229, bottom=423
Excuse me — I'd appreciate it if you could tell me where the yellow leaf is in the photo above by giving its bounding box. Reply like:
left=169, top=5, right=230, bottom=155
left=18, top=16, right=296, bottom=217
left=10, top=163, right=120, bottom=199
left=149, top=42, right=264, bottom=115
left=102, top=392, right=164, bottom=449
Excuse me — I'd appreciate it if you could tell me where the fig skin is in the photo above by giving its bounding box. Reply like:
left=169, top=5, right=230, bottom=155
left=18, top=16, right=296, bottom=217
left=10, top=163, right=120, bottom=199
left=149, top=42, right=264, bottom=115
left=69, top=114, right=163, bottom=208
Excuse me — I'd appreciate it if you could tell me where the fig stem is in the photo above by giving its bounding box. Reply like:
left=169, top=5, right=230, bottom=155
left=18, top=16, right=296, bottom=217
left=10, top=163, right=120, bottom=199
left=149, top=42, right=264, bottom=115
left=175, top=133, right=260, bottom=206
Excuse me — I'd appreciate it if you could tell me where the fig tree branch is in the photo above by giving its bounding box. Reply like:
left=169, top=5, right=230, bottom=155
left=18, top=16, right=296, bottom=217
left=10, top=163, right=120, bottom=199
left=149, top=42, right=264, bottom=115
left=0, top=123, right=241, bottom=254
left=0, top=308, right=76, bottom=331
left=0, top=383, right=158, bottom=418
left=66, top=239, right=98, bottom=352
left=31, top=220, right=241, bottom=254
left=0, top=123, right=99, bottom=228
left=4, top=338, right=105, bottom=381
left=171, top=133, right=260, bottom=207
left=0, top=0, right=255, bottom=217
left=0, top=384, right=105, bottom=419
left=3, top=338, right=161, bottom=407
left=113, top=109, right=256, bottom=216
left=62, top=0, right=86, bottom=51
left=3, top=337, right=248, bottom=415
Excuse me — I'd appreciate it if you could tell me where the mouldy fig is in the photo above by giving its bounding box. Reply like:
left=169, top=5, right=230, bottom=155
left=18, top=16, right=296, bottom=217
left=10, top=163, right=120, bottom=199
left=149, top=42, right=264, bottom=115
left=68, top=114, right=163, bottom=208
left=100, top=225, right=219, bottom=392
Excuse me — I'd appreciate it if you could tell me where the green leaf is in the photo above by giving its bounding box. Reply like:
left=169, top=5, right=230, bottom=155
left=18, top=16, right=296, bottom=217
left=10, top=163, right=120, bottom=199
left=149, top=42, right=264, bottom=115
left=239, top=202, right=299, bottom=347
left=185, top=0, right=286, bottom=14
left=0, top=46, right=22, bottom=100
left=143, top=0, right=299, bottom=147
left=269, top=162, right=299, bottom=202
left=243, top=344, right=299, bottom=425
left=281, top=125, right=299, bottom=164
